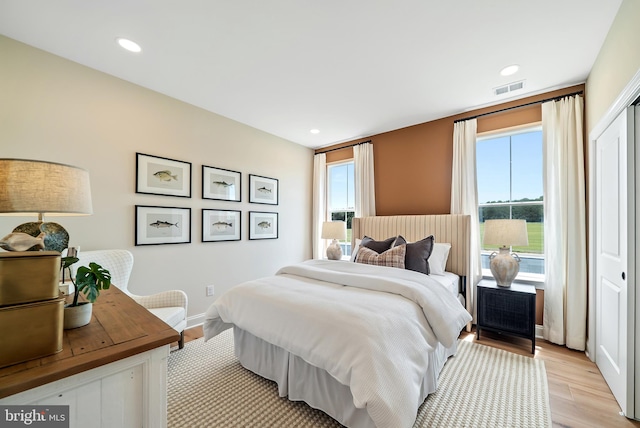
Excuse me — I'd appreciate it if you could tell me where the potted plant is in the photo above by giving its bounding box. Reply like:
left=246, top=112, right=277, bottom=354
left=61, top=256, right=112, bottom=329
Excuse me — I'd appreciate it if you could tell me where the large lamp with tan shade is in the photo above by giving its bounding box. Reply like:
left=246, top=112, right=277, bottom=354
left=483, top=219, right=529, bottom=287
left=0, top=159, right=93, bottom=252
left=321, top=221, right=347, bottom=260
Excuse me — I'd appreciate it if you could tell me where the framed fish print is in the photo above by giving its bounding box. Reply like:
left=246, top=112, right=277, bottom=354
left=202, top=165, right=241, bottom=202
left=135, top=205, right=191, bottom=245
left=136, top=153, right=192, bottom=198
left=249, top=174, right=278, bottom=205
left=249, top=211, right=278, bottom=240
left=202, top=209, right=241, bottom=242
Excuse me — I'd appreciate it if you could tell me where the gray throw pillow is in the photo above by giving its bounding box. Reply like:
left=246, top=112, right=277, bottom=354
left=396, top=235, right=435, bottom=275
left=361, top=235, right=398, bottom=253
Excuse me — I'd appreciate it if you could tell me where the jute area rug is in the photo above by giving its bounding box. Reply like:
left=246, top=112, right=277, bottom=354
left=168, top=329, right=552, bottom=427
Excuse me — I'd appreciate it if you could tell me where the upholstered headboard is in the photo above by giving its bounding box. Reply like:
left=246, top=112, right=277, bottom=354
left=351, top=215, right=471, bottom=278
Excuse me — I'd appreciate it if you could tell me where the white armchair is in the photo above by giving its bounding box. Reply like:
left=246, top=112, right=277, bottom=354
left=71, top=249, right=188, bottom=349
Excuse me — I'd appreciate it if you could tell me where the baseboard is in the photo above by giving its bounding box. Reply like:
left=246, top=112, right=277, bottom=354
left=535, top=324, right=543, bottom=339
left=187, top=313, right=205, bottom=329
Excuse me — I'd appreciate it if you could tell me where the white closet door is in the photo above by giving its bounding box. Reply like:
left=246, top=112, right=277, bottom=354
left=595, top=106, right=635, bottom=417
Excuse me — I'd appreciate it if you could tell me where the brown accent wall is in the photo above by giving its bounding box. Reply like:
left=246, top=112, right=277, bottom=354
left=326, top=146, right=353, bottom=163
left=316, top=84, right=584, bottom=216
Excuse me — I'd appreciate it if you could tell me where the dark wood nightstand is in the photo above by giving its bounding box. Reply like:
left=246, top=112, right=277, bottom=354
left=476, top=279, right=536, bottom=354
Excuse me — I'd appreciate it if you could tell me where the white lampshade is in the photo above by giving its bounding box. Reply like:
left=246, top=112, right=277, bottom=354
left=0, top=159, right=93, bottom=218
left=321, top=221, right=346, bottom=241
left=483, top=219, right=528, bottom=248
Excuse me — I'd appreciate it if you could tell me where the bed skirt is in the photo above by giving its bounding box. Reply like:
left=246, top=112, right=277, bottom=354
left=233, top=327, right=457, bottom=428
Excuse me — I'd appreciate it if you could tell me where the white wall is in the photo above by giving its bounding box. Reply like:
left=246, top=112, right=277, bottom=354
left=585, top=0, right=640, bottom=134
left=0, top=36, right=314, bottom=324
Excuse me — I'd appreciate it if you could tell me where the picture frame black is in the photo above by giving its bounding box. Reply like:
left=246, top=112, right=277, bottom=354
left=202, top=165, right=241, bottom=202
left=248, top=174, right=278, bottom=205
left=202, top=209, right=241, bottom=242
left=135, top=205, right=191, bottom=245
left=136, top=153, right=192, bottom=198
left=248, top=211, right=278, bottom=240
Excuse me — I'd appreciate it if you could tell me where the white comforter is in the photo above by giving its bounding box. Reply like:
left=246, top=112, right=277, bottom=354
left=204, top=259, right=472, bottom=428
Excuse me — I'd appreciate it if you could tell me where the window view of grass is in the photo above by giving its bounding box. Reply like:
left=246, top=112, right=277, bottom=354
left=477, top=129, right=545, bottom=274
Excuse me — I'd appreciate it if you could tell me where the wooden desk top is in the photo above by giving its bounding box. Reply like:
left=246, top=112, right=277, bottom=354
left=0, top=286, right=179, bottom=398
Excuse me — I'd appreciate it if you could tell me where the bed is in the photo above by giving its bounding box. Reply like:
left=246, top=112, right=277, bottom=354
left=351, top=215, right=471, bottom=312
left=204, top=215, right=472, bottom=428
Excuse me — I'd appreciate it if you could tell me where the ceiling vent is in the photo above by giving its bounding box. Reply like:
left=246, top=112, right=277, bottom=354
left=494, top=80, right=525, bottom=96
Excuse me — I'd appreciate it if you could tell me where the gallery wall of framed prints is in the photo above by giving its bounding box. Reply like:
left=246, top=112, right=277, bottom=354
left=134, top=153, right=279, bottom=245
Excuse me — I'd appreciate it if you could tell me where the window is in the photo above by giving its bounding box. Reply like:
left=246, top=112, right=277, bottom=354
left=476, top=127, right=544, bottom=279
left=327, top=161, right=355, bottom=257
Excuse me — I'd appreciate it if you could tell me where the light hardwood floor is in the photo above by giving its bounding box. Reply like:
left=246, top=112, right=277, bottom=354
left=180, top=326, right=640, bottom=428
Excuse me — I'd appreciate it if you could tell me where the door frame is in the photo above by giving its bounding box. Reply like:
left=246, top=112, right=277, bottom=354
left=592, top=106, right=635, bottom=417
left=588, top=69, right=640, bottom=419
left=588, top=67, right=640, bottom=361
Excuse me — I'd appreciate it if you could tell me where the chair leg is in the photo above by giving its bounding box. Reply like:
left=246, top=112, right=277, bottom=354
left=178, top=331, right=185, bottom=349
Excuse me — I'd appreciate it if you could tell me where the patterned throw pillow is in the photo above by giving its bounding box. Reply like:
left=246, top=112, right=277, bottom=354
left=355, top=244, right=406, bottom=269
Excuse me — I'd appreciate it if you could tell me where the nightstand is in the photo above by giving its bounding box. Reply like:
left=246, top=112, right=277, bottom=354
left=476, top=279, right=536, bottom=354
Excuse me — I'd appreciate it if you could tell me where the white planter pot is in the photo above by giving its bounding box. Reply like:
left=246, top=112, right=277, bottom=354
left=64, top=302, right=92, bottom=329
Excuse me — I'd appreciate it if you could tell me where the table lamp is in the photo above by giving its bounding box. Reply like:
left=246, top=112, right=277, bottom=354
left=0, top=159, right=93, bottom=252
left=482, top=219, right=528, bottom=287
left=321, top=221, right=347, bottom=260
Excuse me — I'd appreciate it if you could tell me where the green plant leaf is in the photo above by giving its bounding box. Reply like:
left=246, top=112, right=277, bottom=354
left=74, top=262, right=112, bottom=304
left=61, top=256, right=79, bottom=270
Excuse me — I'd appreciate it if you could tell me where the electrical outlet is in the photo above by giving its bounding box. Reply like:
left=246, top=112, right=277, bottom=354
left=206, top=285, right=215, bottom=296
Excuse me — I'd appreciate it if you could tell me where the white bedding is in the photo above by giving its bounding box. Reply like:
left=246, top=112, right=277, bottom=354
left=431, top=271, right=460, bottom=296
left=204, top=259, right=472, bottom=428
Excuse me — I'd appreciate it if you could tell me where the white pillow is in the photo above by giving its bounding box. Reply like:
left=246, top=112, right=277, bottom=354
left=429, top=243, right=451, bottom=275
left=350, top=238, right=362, bottom=262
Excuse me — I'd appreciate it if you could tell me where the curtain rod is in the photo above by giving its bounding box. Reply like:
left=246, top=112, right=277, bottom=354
left=315, top=139, right=372, bottom=155
left=453, top=90, right=584, bottom=124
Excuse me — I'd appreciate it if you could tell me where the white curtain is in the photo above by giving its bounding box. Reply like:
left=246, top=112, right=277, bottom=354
left=542, top=95, right=586, bottom=351
left=312, top=153, right=327, bottom=259
left=451, top=119, right=481, bottom=323
left=353, top=143, right=376, bottom=217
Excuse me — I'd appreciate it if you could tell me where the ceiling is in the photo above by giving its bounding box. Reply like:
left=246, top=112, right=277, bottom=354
left=0, top=1, right=622, bottom=149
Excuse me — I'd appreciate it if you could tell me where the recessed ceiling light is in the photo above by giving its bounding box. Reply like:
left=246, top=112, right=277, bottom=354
left=500, top=64, right=519, bottom=76
left=116, top=38, right=142, bottom=53
left=310, top=129, right=320, bottom=134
